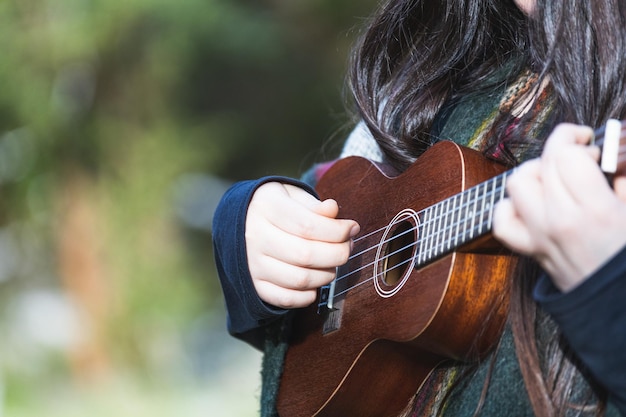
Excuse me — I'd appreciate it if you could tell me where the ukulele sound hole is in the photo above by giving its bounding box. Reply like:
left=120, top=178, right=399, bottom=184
left=382, top=220, right=415, bottom=286
left=374, top=208, right=419, bottom=298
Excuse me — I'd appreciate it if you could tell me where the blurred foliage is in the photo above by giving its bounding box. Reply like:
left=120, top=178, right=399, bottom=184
left=0, top=0, right=378, bottom=415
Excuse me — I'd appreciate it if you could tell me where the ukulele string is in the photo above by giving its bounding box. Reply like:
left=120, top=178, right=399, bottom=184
left=336, top=229, right=419, bottom=288
left=348, top=225, right=414, bottom=260
left=331, top=255, right=415, bottom=300
left=343, top=182, right=506, bottom=277
left=343, top=137, right=626, bottom=276
left=351, top=225, right=388, bottom=244
left=331, top=182, right=506, bottom=295
left=328, top=122, right=625, bottom=301
left=347, top=179, right=506, bottom=263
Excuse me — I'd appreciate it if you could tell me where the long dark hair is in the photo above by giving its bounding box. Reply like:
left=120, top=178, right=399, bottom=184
left=350, top=0, right=626, bottom=167
left=350, top=0, right=529, bottom=170
left=349, top=0, right=626, bottom=415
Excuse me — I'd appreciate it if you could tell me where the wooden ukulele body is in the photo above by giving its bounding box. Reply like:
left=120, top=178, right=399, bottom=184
left=276, top=141, right=518, bottom=417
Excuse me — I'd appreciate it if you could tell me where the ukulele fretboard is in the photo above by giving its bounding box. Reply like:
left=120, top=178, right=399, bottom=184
left=416, top=171, right=510, bottom=265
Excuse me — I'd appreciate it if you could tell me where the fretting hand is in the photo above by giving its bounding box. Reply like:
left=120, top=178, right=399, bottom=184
left=493, top=123, right=626, bottom=292
left=245, top=182, right=360, bottom=308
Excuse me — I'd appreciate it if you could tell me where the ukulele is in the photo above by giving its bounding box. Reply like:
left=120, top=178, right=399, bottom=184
left=276, top=120, right=626, bottom=417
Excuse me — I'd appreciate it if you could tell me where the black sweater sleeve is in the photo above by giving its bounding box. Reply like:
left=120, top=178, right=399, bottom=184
left=534, top=245, right=626, bottom=415
left=211, top=176, right=318, bottom=350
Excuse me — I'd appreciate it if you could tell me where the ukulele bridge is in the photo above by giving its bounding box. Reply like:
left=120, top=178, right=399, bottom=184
left=318, top=280, right=345, bottom=334
left=322, top=298, right=344, bottom=334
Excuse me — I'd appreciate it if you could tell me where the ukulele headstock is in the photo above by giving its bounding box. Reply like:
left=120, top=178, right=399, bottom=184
left=596, top=119, right=626, bottom=177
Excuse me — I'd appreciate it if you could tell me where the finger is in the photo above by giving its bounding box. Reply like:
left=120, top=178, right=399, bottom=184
left=250, top=221, right=353, bottom=269
left=254, top=279, right=319, bottom=309
left=283, top=184, right=330, bottom=210
left=615, top=176, right=626, bottom=201
left=543, top=123, right=595, bottom=153
left=505, top=159, right=547, bottom=232
left=314, top=198, right=340, bottom=218
left=542, top=144, right=614, bottom=223
left=252, top=255, right=336, bottom=291
left=541, top=124, right=594, bottom=191
left=492, top=198, right=535, bottom=254
left=540, top=147, right=580, bottom=212
left=283, top=185, right=343, bottom=221
left=316, top=199, right=362, bottom=239
left=262, top=189, right=359, bottom=243
left=247, top=183, right=358, bottom=242
left=540, top=123, right=597, bottom=205
left=282, top=184, right=360, bottom=234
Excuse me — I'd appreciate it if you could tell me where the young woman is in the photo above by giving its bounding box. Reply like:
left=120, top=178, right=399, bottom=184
left=213, top=0, right=626, bottom=415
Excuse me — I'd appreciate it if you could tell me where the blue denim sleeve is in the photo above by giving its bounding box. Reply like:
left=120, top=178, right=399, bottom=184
left=212, top=176, right=318, bottom=350
left=534, top=245, right=626, bottom=415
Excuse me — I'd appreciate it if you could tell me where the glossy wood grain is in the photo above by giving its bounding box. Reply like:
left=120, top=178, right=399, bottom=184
left=276, top=141, right=518, bottom=417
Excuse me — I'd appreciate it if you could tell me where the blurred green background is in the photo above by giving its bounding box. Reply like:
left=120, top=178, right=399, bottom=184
left=0, top=0, right=377, bottom=415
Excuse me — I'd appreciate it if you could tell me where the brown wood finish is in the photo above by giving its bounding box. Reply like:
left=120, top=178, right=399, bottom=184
left=276, top=141, right=518, bottom=417
left=274, top=121, right=626, bottom=417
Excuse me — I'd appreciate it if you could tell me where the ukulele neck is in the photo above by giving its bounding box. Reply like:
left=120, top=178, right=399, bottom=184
left=413, top=117, right=625, bottom=266
left=416, top=171, right=509, bottom=266
left=319, top=118, right=625, bottom=314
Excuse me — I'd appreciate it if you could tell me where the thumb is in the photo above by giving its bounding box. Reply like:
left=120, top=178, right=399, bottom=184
left=313, top=198, right=340, bottom=218
left=314, top=198, right=360, bottom=238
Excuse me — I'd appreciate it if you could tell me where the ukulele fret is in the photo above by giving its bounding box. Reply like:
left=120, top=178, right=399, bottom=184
left=477, top=181, right=489, bottom=236
left=418, top=206, right=433, bottom=264
left=469, top=185, right=478, bottom=239
left=427, top=203, right=438, bottom=260
left=447, top=194, right=456, bottom=250
left=439, top=199, right=450, bottom=253
left=454, top=192, right=462, bottom=247
left=486, top=177, right=497, bottom=230
left=444, top=194, right=456, bottom=251
left=439, top=200, right=446, bottom=253
left=434, top=200, right=443, bottom=257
